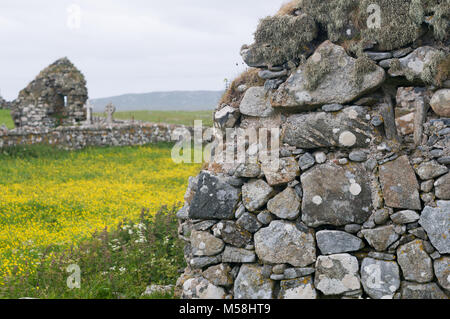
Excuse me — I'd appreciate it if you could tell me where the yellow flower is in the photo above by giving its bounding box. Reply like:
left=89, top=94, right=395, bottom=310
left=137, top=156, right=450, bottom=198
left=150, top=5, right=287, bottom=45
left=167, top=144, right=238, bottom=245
left=0, top=144, right=201, bottom=284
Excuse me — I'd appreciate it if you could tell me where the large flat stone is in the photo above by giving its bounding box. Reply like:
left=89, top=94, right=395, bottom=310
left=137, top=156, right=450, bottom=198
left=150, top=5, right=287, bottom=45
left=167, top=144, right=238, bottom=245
left=191, top=230, right=225, bottom=257
left=254, top=221, right=316, bottom=267
left=234, top=264, right=275, bottom=299
left=361, top=258, right=401, bottom=299
left=315, top=254, right=361, bottom=296
left=282, top=106, right=373, bottom=149
left=261, top=157, right=299, bottom=186
left=400, top=282, right=448, bottom=299
left=222, top=246, right=256, bottom=263
left=414, top=160, right=448, bottom=180
left=239, top=86, right=274, bottom=117
left=267, top=187, right=301, bottom=220
left=419, top=201, right=450, bottom=254
left=397, top=240, right=434, bottom=284
left=278, top=276, right=317, bottom=299
left=361, top=225, right=400, bottom=252
left=301, top=163, right=373, bottom=227
left=435, top=173, right=450, bottom=200
left=182, top=277, right=226, bottom=299
left=189, top=172, right=240, bottom=220
left=434, top=257, right=450, bottom=291
left=379, top=156, right=421, bottom=210
left=388, top=47, right=444, bottom=82
left=213, top=221, right=252, bottom=248
left=242, top=179, right=276, bottom=212
left=272, top=41, right=385, bottom=110
left=316, top=230, right=364, bottom=255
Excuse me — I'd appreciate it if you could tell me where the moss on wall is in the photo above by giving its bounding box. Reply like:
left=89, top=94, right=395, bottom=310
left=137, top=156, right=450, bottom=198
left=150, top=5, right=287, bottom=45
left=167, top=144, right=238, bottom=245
left=252, top=14, right=318, bottom=67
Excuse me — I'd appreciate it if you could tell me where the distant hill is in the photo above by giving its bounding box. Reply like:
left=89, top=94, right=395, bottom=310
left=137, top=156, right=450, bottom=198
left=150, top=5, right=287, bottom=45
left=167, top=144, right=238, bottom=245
left=90, top=90, right=224, bottom=112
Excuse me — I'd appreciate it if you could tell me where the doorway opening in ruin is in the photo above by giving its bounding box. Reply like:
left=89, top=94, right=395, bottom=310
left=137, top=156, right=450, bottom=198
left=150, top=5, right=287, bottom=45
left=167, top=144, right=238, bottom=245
left=52, top=94, right=68, bottom=126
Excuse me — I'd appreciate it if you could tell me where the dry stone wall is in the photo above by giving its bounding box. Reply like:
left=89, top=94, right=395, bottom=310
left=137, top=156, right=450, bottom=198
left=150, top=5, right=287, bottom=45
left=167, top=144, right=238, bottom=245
left=0, top=123, right=193, bottom=150
left=176, top=0, right=449, bottom=299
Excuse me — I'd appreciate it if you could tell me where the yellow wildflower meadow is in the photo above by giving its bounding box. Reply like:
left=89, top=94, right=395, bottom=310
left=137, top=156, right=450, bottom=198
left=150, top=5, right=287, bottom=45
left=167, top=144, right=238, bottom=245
left=0, top=144, right=201, bottom=285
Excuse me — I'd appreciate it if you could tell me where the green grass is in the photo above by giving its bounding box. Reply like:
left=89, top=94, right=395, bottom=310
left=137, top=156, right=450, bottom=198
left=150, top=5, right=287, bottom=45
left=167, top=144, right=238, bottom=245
left=1, top=206, right=183, bottom=299
left=95, top=110, right=214, bottom=127
left=0, top=109, right=14, bottom=129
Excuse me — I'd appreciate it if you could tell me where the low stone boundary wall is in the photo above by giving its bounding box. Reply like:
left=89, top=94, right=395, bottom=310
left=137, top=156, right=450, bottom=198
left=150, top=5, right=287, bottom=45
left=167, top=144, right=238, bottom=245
left=0, top=123, right=193, bottom=150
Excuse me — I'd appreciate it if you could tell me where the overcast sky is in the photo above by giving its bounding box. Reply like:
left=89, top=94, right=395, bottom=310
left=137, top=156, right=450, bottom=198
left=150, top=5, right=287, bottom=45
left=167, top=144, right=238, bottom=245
left=0, top=0, right=287, bottom=100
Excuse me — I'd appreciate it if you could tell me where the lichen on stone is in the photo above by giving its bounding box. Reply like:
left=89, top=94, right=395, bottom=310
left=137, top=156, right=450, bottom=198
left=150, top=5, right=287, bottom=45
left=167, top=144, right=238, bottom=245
left=303, top=44, right=333, bottom=91
left=352, top=55, right=378, bottom=88
left=419, top=50, right=449, bottom=86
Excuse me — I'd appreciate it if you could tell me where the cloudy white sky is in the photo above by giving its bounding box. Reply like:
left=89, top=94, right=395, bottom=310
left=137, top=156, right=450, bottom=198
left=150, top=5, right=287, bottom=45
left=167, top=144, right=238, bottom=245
left=0, top=0, right=287, bottom=100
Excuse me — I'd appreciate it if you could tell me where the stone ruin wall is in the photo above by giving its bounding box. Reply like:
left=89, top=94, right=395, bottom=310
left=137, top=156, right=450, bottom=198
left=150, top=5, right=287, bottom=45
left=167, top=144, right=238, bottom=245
left=175, top=0, right=450, bottom=299
left=11, top=57, right=88, bottom=128
left=0, top=123, right=195, bottom=150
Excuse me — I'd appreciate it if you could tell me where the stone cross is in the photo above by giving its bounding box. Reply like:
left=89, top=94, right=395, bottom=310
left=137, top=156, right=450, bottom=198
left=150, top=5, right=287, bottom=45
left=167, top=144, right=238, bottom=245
left=105, top=103, right=116, bottom=124
left=85, top=100, right=93, bottom=125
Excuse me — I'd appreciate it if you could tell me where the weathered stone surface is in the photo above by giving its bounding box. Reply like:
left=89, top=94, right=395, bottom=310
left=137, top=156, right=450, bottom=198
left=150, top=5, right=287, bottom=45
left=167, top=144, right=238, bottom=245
left=284, top=267, right=315, bottom=280
left=222, top=246, right=256, bottom=263
left=182, top=277, right=226, bottom=299
left=315, top=254, right=361, bottom=296
left=366, top=51, right=392, bottom=61
left=301, top=163, right=372, bottom=227
left=361, top=258, right=401, bottom=299
left=191, top=231, right=225, bottom=257
left=316, top=230, right=364, bottom=255
left=214, top=221, right=252, bottom=248
left=368, top=252, right=396, bottom=261
left=235, top=162, right=261, bottom=178
left=396, top=112, right=415, bottom=135
left=239, top=86, right=274, bottom=117
left=214, top=105, right=240, bottom=129
left=257, top=211, right=274, bottom=226
left=189, top=255, right=222, bottom=269
left=254, top=221, right=316, bottom=267
left=397, top=240, right=434, bottom=283
left=419, top=201, right=450, bottom=254
left=362, top=225, right=400, bottom=252
left=272, top=41, right=385, bottom=109
left=298, top=153, right=315, bottom=170
left=236, top=212, right=262, bottom=233
left=435, top=173, right=450, bottom=200
left=388, top=47, right=442, bottom=81
left=261, top=157, right=299, bottom=186
left=267, top=187, right=301, bottom=220
left=242, top=179, right=275, bottom=212
left=400, top=282, right=448, bottom=299
left=322, top=104, right=343, bottom=112
left=234, top=264, right=274, bottom=299
left=415, top=160, right=448, bottom=180
left=279, top=276, right=317, bottom=299
left=203, top=264, right=234, bottom=287
left=434, top=257, right=450, bottom=291
left=189, top=172, right=240, bottom=220
left=282, top=106, right=373, bottom=149
left=391, top=210, right=420, bottom=224
left=430, top=89, right=450, bottom=117
left=349, top=150, right=368, bottom=162
left=379, top=156, right=421, bottom=210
